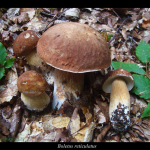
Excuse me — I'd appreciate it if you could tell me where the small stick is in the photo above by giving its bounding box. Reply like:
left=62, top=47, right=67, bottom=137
left=96, top=124, right=111, bottom=142
left=111, top=8, right=121, bottom=20
left=43, top=8, right=70, bottom=32
left=109, top=17, right=130, bottom=43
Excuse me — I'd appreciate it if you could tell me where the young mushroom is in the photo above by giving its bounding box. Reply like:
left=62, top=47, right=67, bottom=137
left=13, top=30, right=54, bottom=85
left=17, top=70, right=50, bottom=111
left=102, top=69, right=134, bottom=132
left=37, top=22, right=111, bottom=110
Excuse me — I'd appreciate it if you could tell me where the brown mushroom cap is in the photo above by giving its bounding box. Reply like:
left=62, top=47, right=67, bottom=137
left=102, top=68, right=134, bottom=93
left=37, top=22, right=111, bottom=73
left=17, top=70, right=48, bottom=96
left=13, top=30, right=41, bottom=56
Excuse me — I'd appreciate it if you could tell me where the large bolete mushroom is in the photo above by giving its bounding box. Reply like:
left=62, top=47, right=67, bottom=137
left=37, top=22, right=111, bottom=110
left=17, top=70, right=50, bottom=111
left=102, top=69, right=134, bottom=132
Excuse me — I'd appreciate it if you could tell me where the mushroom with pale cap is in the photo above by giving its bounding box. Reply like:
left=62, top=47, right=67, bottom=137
left=37, top=22, right=111, bottom=110
left=17, top=70, right=50, bottom=111
left=102, top=68, right=134, bottom=132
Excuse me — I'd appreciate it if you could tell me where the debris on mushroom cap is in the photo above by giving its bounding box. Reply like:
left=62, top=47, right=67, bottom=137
left=17, top=70, right=48, bottom=96
left=21, top=92, right=50, bottom=111
left=102, top=68, right=134, bottom=93
left=13, top=30, right=41, bottom=56
left=37, top=22, right=111, bottom=73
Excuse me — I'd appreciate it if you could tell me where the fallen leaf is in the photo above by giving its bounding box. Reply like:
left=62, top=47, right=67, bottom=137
left=142, top=17, right=150, bottom=29
left=6, top=8, right=20, bottom=20
left=123, top=20, right=137, bottom=31
left=1, top=105, right=12, bottom=119
left=0, top=122, right=9, bottom=135
left=122, top=28, right=128, bottom=40
left=96, top=124, right=111, bottom=142
left=21, top=17, right=47, bottom=32
left=9, top=24, right=23, bottom=33
left=0, top=68, right=18, bottom=104
left=9, top=104, right=22, bottom=140
left=74, top=122, right=96, bottom=142
left=96, top=99, right=109, bottom=123
left=17, top=12, right=30, bottom=24
left=52, top=116, right=70, bottom=128
left=67, top=108, right=80, bottom=135
left=19, top=8, right=35, bottom=20
left=131, top=30, right=142, bottom=39
left=55, top=128, right=70, bottom=142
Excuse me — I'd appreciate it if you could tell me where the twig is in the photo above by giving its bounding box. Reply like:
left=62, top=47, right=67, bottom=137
left=43, top=8, right=70, bottom=33
left=109, top=17, right=130, bottom=43
left=111, top=8, right=121, bottom=20
left=96, top=124, right=111, bottom=142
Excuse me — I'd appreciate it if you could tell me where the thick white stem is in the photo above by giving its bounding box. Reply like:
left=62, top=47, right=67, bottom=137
left=52, top=69, right=84, bottom=110
left=109, top=78, right=130, bottom=132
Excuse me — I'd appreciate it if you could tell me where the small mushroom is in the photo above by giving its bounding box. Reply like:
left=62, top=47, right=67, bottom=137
left=102, top=69, right=134, bottom=132
left=37, top=22, right=111, bottom=110
left=17, top=70, right=50, bottom=111
left=13, top=30, right=54, bottom=85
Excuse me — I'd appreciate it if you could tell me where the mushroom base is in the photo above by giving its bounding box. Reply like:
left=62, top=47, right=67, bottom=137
left=110, top=103, right=130, bottom=132
left=109, top=78, right=130, bottom=132
left=52, top=69, right=84, bottom=110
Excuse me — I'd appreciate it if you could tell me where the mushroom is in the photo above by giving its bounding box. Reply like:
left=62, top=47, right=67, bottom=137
left=17, top=70, right=50, bottom=111
left=37, top=22, right=111, bottom=110
left=13, top=30, right=55, bottom=85
left=102, top=68, right=134, bottom=132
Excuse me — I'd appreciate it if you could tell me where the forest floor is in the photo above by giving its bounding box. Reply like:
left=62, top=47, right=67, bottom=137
left=0, top=8, right=150, bottom=142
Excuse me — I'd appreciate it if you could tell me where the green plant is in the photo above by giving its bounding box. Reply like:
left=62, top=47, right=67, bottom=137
left=111, top=40, right=150, bottom=118
left=0, top=42, right=15, bottom=79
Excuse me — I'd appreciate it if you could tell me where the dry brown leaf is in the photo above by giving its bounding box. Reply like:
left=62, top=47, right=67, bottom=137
left=110, top=46, right=116, bottom=60
left=21, top=17, right=47, bottom=32
left=0, top=69, right=18, bottom=104
left=73, top=122, right=96, bottom=142
left=94, top=104, right=106, bottom=124
left=1, top=105, right=12, bottom=119
left=122, top=28, right=128, bottom=40
left=52, top=116, right=70, bottom=128
left=19, top=8, right=35, bottom=20
left=96, top=124, right=111, bottom=142
left=96, top=100, right=109, bottom=123
left=0, top=122, right=9, bottom=135
left=123, top=20, right=137, bottom=31
left=131, top=30, right=142, bottom=39
left=9, top=24, right=23, bottom=33
left=9, top=104, right=22, bottom=140
left=67, top=108, right=80, bottom=135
